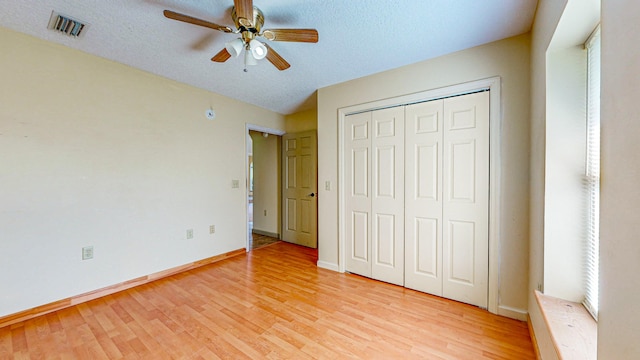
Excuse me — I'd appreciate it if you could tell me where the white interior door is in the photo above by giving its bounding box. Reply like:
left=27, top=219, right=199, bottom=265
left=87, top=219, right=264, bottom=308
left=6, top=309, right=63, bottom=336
left=405, top=92, right=489, bottom=308
left=282, top=130, right=318, bottom=248
left=371, top=107, right=405, bottom=286
left=405, top=100, right=444, bottom=295
left=442, top=92, right=489, bottom=308
left=344, top=112, right=372, bottom=277
left=345, top=108, right=404, bottom=285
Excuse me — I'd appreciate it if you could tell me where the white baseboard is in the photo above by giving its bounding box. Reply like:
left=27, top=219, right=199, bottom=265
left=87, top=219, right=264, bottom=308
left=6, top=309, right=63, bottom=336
left=498, top=305, right=528, bottom=321
left=317, top=260, right=340, bottom=272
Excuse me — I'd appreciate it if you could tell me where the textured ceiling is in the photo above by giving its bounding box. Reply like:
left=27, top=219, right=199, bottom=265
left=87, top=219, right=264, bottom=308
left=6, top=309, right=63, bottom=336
left=0, top=0, right=537, bottom=114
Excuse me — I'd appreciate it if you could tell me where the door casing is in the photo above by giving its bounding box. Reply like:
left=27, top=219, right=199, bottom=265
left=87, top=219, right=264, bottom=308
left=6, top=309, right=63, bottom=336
left=245, top=124, right=285, bottom=252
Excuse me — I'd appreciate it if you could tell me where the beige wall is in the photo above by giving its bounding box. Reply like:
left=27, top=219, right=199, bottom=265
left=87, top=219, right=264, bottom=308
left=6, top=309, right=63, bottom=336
left=317, top=34, right=531, bottom=316
left=249, top=131, right=281, bottom=236
left=527, top=1, right=566, bottom=357
left=285, top=108, right=317, bottom=133
left=529, top=0, right=568, bottom=302
left=0, top=27, right=284, bottom=316
left=599, top=0, right=640, bottom=357
left=527, top=0, right=611, bottom=357
left=533, top=0, right=640, bottom=356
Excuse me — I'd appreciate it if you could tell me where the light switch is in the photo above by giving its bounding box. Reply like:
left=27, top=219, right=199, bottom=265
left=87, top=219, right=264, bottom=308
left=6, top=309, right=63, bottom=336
left=82, top=246, right=94, bottom=260
left=232, top=179, right=240, bottom=188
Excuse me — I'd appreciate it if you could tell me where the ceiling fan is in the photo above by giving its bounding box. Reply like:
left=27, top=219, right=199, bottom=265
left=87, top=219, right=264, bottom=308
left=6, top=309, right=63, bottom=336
left=164, top=0, right=319, bottom=71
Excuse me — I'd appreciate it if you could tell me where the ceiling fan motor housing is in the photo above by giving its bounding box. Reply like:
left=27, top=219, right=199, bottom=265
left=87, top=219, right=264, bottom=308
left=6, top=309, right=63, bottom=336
left=232, top=6, right=264, bottom=34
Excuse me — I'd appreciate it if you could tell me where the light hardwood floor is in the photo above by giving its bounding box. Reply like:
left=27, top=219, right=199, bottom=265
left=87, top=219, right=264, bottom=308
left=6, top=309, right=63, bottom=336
left=0, top=242, right=534, bottom=359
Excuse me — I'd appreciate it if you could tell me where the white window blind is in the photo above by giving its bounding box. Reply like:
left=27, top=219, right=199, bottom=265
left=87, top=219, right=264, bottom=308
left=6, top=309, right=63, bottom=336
left=584, top=26, right=600, bottom=320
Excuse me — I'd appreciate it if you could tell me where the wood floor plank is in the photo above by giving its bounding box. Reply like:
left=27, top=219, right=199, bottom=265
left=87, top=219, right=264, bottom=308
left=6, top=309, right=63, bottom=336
left=0, top=241, right=534, bottom=359
left=10, top=326, right=27, bottom=357
left=0, top=327, right=12, bottom=358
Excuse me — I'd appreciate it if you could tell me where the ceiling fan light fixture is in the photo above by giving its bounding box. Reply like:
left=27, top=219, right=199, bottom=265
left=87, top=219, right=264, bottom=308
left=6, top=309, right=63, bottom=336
left=163, top=4, right=318, bottom=72
left=244, top=48, right=257, bottom=66
left=225, top=38, right=244, bottom=57
left=249, top=39, right=267, bottom=60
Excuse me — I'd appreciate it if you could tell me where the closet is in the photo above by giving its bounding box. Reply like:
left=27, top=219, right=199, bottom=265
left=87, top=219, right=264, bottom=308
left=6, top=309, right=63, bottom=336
left=343, top=91, right=489, bottom=308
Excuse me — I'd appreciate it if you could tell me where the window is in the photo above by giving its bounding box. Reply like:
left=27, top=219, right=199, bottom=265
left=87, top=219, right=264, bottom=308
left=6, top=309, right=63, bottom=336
left=583, top=26, right=600, bottom=320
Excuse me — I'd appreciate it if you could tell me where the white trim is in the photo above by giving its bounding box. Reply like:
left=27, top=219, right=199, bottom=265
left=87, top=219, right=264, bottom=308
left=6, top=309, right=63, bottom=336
left=337, top=77, right=502, bottom=315
left=245, top=123, right=286, bottom=252
left=246, top=124, right=286, bottom=136
left=585, top=24, right=601, bottom=49
left=498, top=305, right=528, bottom=321
left=317, top=261, right=340, bottom=272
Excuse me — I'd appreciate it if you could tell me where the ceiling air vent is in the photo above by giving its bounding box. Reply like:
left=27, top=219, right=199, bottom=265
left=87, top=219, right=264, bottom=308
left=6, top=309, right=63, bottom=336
left=48, top=11, right=88, bottom=38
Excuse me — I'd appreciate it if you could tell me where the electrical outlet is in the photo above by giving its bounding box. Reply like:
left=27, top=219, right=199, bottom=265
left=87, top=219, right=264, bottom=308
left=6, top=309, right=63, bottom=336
left=232, top=179, right=240, bottom=188
left=209, top=225, right=215, bottom=234
left=186, top=229, right=194, bottom=239
left=82, top=246, right=94, bottom=260
left=325, top=181, right=331, bottom=191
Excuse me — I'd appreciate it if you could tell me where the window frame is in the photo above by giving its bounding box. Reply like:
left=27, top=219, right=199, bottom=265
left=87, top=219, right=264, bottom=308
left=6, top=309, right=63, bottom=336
left=583, top=25, right=601, bottom=320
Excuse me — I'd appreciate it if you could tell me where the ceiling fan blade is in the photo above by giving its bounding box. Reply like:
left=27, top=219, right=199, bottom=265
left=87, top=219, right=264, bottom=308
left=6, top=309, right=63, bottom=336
left=211, top=48, right=232, bottom=62
left=234, top=0, right=254, bottom=27
left=164, top=10, right=233, bottom=33
left=264, top=43, right=290, bottom=71
left=262, top=29, right=318, bottom=43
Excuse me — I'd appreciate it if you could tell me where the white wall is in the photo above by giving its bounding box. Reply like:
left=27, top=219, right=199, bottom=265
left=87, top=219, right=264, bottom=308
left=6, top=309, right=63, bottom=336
left=544, top=46, right=587, bottom=302
left=249, top=131, right=280, bottom=236
left=599, top=0, right=640, bottom=357
left=0, top=27, right=284, bottom=317
left=317, top=34, right=531, bottom=316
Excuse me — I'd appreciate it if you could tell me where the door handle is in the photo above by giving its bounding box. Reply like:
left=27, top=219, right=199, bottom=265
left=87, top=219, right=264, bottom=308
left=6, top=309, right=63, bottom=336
left=308, top=192, right=316, bottom=197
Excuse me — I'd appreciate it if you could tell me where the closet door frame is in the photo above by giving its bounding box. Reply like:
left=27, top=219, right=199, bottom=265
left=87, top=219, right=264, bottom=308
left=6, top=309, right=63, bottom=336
left=337, top=77, right=501, bottom=315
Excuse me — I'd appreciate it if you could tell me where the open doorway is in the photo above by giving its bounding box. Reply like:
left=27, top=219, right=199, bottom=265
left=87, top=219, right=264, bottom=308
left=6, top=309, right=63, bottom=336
left=246, top=125, right=284, bottom=251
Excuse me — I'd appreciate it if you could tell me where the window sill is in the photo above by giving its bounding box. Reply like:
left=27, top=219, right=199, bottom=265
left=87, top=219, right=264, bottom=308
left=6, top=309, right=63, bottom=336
left=534, top=290, right=596, bottom=360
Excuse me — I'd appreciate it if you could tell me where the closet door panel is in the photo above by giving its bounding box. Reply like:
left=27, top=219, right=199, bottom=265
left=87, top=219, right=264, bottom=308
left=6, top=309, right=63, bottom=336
left=371, top=107, right=405, bottom=286
left=404, top=100, right=444, bottom=295
left=351, top=211, right=369, bottom=262
left=345, top=112, right=372, bottom=277
left=442, top=92, right=490, bottom=308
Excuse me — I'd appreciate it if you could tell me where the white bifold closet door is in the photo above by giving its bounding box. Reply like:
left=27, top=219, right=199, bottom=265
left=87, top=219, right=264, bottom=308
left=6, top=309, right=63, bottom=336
left=344, top=106, right=405, bottom=286
left=344, top=91, right=489, bottom=308
left=404, top=99, right=444, bottom=295
left=405, top=91, right=489, bottom=308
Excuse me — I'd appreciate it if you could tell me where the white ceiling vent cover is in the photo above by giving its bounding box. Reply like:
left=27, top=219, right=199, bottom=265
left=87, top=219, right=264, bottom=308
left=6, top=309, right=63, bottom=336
left=48, top=11, right=88, bottom=38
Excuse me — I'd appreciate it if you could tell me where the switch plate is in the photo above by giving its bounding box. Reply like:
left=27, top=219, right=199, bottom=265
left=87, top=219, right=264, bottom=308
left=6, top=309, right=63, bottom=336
left=232, top=179, right=240, bottom=188
left=209, top=225, right=215, bottom=234
left=186, top=229, right=194, bottom=239
left=82, top=246, right=94, bottom=260
left=325, top=181, right=331, bottom=191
